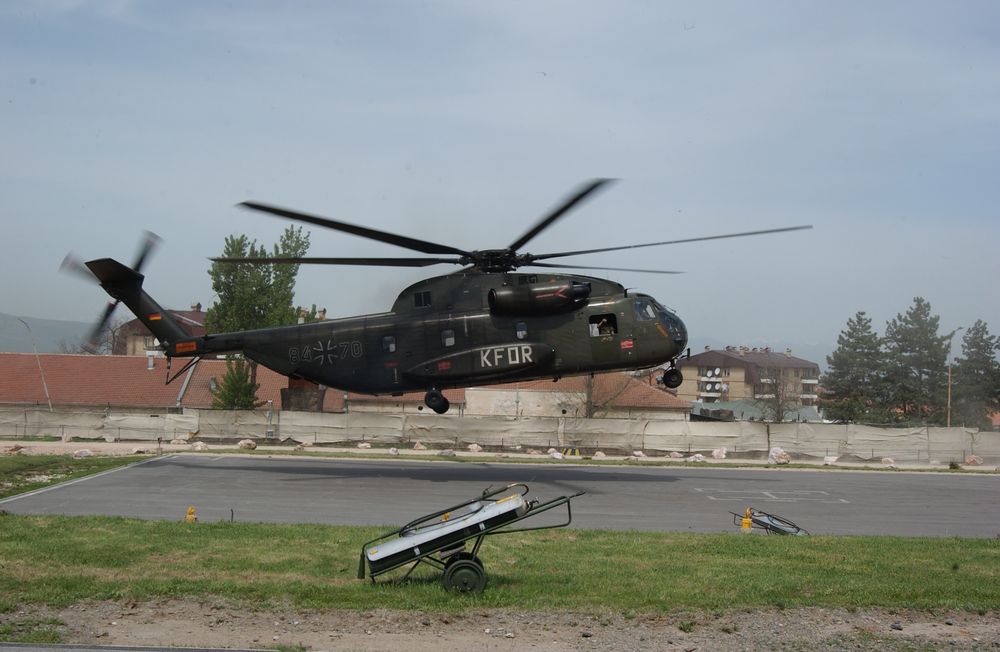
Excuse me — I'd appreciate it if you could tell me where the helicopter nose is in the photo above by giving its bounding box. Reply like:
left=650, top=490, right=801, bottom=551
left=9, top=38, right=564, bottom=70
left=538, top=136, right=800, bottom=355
left=661, top=311, right=688, bottom=354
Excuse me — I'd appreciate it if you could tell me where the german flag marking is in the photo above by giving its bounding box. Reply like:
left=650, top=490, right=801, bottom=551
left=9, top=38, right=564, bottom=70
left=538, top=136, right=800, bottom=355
left=175, top=341, right=197, bottom=354
left=148, top=313, right=162, bottom=321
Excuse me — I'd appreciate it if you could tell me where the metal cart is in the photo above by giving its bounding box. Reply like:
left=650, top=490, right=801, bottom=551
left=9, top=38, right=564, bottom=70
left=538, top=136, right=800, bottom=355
left=358, top=483, right=585, bottom=592
left=732, top=506, right=809, bottom=535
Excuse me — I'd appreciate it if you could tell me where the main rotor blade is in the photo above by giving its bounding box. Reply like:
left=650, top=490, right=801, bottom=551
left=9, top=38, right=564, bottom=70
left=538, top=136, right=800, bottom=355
left=530, top=225, right=813, bottom=261
left=239, top=201, right=472, bottom=257
left=507, top=178, right=616, bottom=252
left=211, top=256, right=462, bottom=267
left=528, top=262, right=683, bottom=275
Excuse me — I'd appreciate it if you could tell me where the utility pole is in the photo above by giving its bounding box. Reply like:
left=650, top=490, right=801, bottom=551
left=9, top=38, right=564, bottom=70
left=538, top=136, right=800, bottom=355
left=946, top=326, right=965, bottom=428
left=16, top=318, right=53, bottom=412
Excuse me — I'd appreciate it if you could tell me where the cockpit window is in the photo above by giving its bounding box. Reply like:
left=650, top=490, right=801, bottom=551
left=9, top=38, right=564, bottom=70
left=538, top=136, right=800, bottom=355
left=634, top=298, right=657, bottom=320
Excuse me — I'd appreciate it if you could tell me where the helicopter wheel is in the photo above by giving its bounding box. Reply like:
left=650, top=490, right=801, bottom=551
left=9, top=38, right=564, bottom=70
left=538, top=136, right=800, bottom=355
left=425, top=389, right=450, bottom=414
left=662, top=368, right=683, bottom=389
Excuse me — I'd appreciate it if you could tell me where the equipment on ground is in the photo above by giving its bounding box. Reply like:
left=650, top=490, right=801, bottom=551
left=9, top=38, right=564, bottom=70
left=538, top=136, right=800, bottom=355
left=64, top=179, right=810, bottom=412
left=358, top=483, right=584, bottom=592
left=732, top=506, right=808, bottom=535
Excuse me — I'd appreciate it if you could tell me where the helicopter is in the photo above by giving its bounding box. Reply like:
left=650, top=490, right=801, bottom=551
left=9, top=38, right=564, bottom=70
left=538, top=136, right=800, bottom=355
left=64, top=179, right=810, bottom=414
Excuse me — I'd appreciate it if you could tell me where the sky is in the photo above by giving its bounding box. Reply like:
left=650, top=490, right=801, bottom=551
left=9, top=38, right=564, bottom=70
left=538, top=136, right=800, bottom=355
left=2, top=1, right=998, bottom=363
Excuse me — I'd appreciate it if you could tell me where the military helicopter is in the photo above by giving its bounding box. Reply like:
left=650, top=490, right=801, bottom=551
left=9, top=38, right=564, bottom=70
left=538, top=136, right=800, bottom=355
left=64, top=179, right=809, bottom=414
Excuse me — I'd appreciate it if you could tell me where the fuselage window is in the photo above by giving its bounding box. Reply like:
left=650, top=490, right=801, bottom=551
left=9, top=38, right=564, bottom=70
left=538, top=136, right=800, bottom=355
left=442, top=329, right=455, bottom=347
left=515, top=322, right=528, bottom=340
left=381, top=336, right=396, bottom=353
left=414, top=291, right=432, bottom=308
left=588, top=314, right=618, bottom=337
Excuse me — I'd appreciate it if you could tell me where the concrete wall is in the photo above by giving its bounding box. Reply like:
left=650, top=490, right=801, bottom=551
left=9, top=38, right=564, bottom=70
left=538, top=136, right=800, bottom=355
left=1, top=406, right=997, bottom=462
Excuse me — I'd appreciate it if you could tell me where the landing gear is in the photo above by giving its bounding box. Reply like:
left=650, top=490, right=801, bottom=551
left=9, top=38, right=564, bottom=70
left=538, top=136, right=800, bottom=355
left=661, top=367, right=683, bottom=389
left=424, top=389, right=450, bottom=414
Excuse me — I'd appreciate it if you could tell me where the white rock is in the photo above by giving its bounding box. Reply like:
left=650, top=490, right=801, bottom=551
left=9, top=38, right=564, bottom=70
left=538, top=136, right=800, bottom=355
left=73, top=449, right=93, bottom=458
left=632, top=450, right=646, bottom=458
left=686, top=453, right=706, bottom=462
left=526, top=448, right=541, bottom=455
left=438, top=449, right=456, bottom=457
left=711, top=446, right=727, bottom=459
left=467, top=443, right=483, bottom=453
left=294, top=444, right=305, bottom=451
left=549, top=451, right=564, bottom=460
left=768, top=447, right=791, bottom=465
left=357, top=442, right=372, bottom=449
left=823, top=455, right=838, bottom=465
left=238, top=439, right=257, bottom=450
left=298, top=441, right=313, bottom=447
left=388, top=447, right=399, bottom=455
left=965, top=454, right=984, bottom=466
left=412, top=440, right=427, bottom=450
left=881, top=457, right=895, bottom=465
left=547, top=447, right=558, bottom=454
left=669, top=451, right=684, bottom=459
left=169, top=438, right=187, bottom=445
left=593, top=451, right=606, bottom=459
left=625, top=455, right=639, bottom=462
left=192, top=442, right=208, bottom=451
left=130, top=448, right=147, bottom=455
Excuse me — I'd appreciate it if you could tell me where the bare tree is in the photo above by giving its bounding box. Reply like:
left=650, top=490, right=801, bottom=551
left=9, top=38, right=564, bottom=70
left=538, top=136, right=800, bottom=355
left=752, top=367, right=802, bottom=423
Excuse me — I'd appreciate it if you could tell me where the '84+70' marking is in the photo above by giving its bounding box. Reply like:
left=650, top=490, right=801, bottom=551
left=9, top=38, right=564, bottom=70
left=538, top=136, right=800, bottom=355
left=288, top=340, right=363, bottom=365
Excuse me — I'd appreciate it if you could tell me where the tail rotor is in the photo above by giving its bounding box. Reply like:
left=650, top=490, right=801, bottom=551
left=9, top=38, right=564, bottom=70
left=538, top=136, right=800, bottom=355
left=59, top=231, right=162, bottom=354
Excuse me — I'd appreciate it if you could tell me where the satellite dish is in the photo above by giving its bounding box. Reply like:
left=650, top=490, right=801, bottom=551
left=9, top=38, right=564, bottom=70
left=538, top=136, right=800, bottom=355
left=715, top=367, right=721, bottom=375
left=714, top=383, right=721, bottom=391
left=706, top=369, right=714, bottom=378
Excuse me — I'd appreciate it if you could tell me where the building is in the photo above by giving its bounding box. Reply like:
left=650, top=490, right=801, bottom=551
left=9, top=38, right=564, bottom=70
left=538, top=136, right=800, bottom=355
left=115, top=304, right=205, bottom=356
left=676, top=346, right=820, bottom=407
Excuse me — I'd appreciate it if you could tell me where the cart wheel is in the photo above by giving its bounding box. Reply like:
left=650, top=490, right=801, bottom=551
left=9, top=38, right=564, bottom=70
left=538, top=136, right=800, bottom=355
left=442, top=559, right=487, bottom=593
left=446, top=551, right=484, bottom=568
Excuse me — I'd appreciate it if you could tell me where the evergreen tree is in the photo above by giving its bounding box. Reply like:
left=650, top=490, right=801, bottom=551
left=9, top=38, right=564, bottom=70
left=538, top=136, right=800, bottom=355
left=882, top=297, right=949, bottom=424
left=820, top=311, right=886, bottom=423
left=205, top=226, right=310, bottom=409
left=210, top=357, right=264, bottom=409
left=951, top=320, right=1000, bottom=429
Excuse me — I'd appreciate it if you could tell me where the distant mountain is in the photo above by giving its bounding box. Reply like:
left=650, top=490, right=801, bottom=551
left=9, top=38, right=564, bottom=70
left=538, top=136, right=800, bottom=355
left=0, top=312, right=91, bottom=353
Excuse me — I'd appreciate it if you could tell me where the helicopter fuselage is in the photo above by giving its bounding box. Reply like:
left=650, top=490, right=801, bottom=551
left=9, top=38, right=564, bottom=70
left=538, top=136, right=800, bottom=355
left=191, top=271, right=688, bottom=395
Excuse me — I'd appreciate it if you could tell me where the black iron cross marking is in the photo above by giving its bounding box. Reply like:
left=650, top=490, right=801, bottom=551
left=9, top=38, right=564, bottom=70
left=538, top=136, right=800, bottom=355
left=313, top=340, right=337, bottom=365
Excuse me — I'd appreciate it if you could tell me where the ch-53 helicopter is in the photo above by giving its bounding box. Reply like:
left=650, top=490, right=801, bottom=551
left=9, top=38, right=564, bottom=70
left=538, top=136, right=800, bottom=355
left=64, top=179, right=809, bottom=414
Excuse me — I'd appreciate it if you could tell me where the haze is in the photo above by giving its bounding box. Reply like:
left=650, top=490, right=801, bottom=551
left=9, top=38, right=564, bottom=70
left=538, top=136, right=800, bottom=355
left=2, top=2, right=998, bottom=361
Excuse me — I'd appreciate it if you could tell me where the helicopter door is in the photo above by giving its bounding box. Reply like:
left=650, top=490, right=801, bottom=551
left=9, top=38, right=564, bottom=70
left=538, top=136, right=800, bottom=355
left=588, top=313, right=621, bottom=366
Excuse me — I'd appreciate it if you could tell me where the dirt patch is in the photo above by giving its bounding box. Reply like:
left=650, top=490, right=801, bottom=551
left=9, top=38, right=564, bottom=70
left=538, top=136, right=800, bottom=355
left=2, top=600, right=998, bottom=651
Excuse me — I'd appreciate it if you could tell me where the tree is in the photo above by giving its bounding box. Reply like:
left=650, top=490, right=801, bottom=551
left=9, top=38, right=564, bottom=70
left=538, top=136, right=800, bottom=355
left=205, top=227, right=311, bottom=409
left=820, top=311, right=888, bottom=423
left=210, top=357, right=264, bottom=409
left=882, top=297, right=949, bottom=424
left=752, top=366, right=802, bottom=423
left=204, top=226, right=311, bottom=334
left=951, top=320, right=1000, bottom=429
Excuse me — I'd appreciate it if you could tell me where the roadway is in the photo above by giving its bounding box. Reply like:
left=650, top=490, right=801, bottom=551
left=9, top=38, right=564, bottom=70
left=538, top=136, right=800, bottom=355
left=2, top=454, right=998, bottom=537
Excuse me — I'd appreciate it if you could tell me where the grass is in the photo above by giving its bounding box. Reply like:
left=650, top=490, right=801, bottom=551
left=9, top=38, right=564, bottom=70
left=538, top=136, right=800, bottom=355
left=0, top=513, right=997, bottom=614
left=0, top=455, right=146, bottom=500
left=0, top=618, right=63, bottom=644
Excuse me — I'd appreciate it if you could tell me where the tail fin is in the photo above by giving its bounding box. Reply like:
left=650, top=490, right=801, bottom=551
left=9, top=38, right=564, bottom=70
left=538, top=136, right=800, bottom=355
left=85, top=258, right=189, bottom=349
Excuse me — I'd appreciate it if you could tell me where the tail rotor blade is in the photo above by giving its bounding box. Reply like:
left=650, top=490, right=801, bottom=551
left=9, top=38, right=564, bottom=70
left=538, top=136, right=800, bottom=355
left=83, top=301, right=119, bottom=354
left=131, top=230, right=162, bottom=272
left=60, top=253, right=98, bottom=283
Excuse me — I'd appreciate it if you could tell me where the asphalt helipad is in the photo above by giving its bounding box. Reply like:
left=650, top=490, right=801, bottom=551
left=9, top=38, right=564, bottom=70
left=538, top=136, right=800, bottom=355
left=3, top=454, right=999, bottom=536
